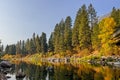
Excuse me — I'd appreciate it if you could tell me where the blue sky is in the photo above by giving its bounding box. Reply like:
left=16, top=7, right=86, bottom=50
left=0, top=0, right=120, bottom=46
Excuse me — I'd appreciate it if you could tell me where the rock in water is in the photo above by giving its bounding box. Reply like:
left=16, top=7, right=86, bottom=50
left=16, top=72, right=26, bottom=78
left=16, top=69, right=26, bottom=79
left=0, top=73, right=7, bottom=80
left=0, top=61, right=12, bottom=68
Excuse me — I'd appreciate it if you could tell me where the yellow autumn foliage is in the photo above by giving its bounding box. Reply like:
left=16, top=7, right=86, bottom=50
left=99, top=17, right=117, bottom=55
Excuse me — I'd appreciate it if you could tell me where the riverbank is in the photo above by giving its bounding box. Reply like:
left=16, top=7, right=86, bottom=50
left=1, top=52, right=120, bottom=67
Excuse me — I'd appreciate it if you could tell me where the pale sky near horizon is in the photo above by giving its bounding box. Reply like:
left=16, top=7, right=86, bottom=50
left=0, top=0, right=120, bottom=47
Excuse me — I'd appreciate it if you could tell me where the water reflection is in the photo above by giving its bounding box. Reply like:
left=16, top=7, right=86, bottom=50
left=0, top=61, right=120, bottom=80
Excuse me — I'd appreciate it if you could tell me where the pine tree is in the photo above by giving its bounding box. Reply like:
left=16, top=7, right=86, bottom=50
left=48, top=32, right=54, bottom=52
left=0, top=40, right=1, bottom=53
left=53, top=19, right=65, bottom=53
left=5, top=45, right=9, bottom=54
left=88, top=4, right=98, bottom=50
left=64, top=16, right=72, bottom=51
left=72, top=8, right=81, bottom=49
left=11, top=45, right=16, bottom=55
left=21, top=40, right=26, bottom=55
left=29, top=39, right=35, bottom=54
left=111, top=7, right=120, bottom=28
left=16, top=41, right=21, bottom=54
left=40, top=32, right=47, bottom=54
left=25, top=39, right=30, bottom=54
left=0, top=40, right=3, bottom=54
left=92, top=24, right=101, bottom=50
left=53, top=24, right=60, bottom=53
left=32, top=33, right=37, bottom=53
left=36, top=34, right=41, bottom=53
left=88, top=4, right=97, bottom=29
left=79, top=5, right=91, bottom=49
left=6, top=44, right=16, bottom=55
left=59, top=19, right=65, bottom=52
left=1, top=45, right=3, bottom=53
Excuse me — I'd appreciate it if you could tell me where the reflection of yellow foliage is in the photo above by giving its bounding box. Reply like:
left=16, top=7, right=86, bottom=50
left=72, top=64, right=120, bottom=80
left=2, top=53, right=43, bottom=66
left=11, top=60, right=21, bottom=65
left=2, top=54, right=13, bottom=60
left=104, top=67, right=113, bottom=80
left=22, top=53, right=42, bottom=66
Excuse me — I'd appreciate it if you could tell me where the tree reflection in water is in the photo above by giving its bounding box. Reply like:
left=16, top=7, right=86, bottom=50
left=2, top=62, right=120, bottom=80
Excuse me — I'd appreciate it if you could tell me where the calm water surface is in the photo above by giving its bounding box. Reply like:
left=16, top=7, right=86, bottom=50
left=1, top=62, right=120, bottom=80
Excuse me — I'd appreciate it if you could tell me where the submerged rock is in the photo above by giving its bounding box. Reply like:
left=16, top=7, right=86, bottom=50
left=46, top=66, right=54, bottom=72
left=6, top=75, right=11, bottom=79
left=16, top=72, right=26, bottom=78
left=0, top=61, right=12, bottom=68
left=16, top=69, right=26, bottom=79
left=0, top=73, right=7, bottom=80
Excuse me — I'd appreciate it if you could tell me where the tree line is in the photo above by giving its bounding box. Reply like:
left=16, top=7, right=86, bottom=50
left=4, top=4, right=120, bottom=56
left=5, top=32, right=47, bottom=55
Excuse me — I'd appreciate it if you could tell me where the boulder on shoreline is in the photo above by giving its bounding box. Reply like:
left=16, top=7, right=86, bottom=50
left=88, top=56, right=120, bottom=67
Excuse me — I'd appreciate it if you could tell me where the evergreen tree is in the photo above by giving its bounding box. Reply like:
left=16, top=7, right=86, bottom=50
left=64, top=16, right=72, bottom=51
left=5, top=45, right=9, bottom=54
left=21, top=40, right=26, bottom=55
left=88, top=4, right=97, bottom=29
left=0, top=40, right=1, bottom=53
left=88, top=4, right=98, bottom=50
left=40, top=32, right=47, bottom=54
left=59, top=19, right=65, bottom=52
left=53, top=24, right=60, bottom=53
left=79, top=5, right=91, bottom=49
left=53, top=20, right=65, bottom=53
left=111, top=7, right=120, bottom=27
left=36, top=34, right=41, bottom=53
left=48, top=32, right=54, bottom=52
left=0, top=40, right=3, bottom=54
left=11, top=44, right=16, bottom=55
left=16, top=41, right=21, bottom=54
left=25, top=39, right=30, bottom=54
left=92, top=24, right=101, bottom=50
left=6, top=44, right=16, bottom=55
left=1, top=45, right=3, bottom=53
left=29, top=39, right=35, bottom=54
left=72, top=8, right=81, bottom=48
left=32, top=33, right=37, bottom=53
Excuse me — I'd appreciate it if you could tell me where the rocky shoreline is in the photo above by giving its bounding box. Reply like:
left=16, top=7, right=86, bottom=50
left=88, top=56, right=120, bottom=67
left=40, top=56, right=120, bottom=68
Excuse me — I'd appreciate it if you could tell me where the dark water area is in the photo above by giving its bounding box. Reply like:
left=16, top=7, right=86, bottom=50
left=0, top=61, right=120, bottom=80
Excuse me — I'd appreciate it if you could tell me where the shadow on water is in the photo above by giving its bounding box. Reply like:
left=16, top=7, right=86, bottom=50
left=0, top=60, right=120, bottom=80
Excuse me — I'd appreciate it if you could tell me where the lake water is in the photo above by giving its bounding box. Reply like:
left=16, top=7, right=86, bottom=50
left=1, top=62, right=120, bottom=80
